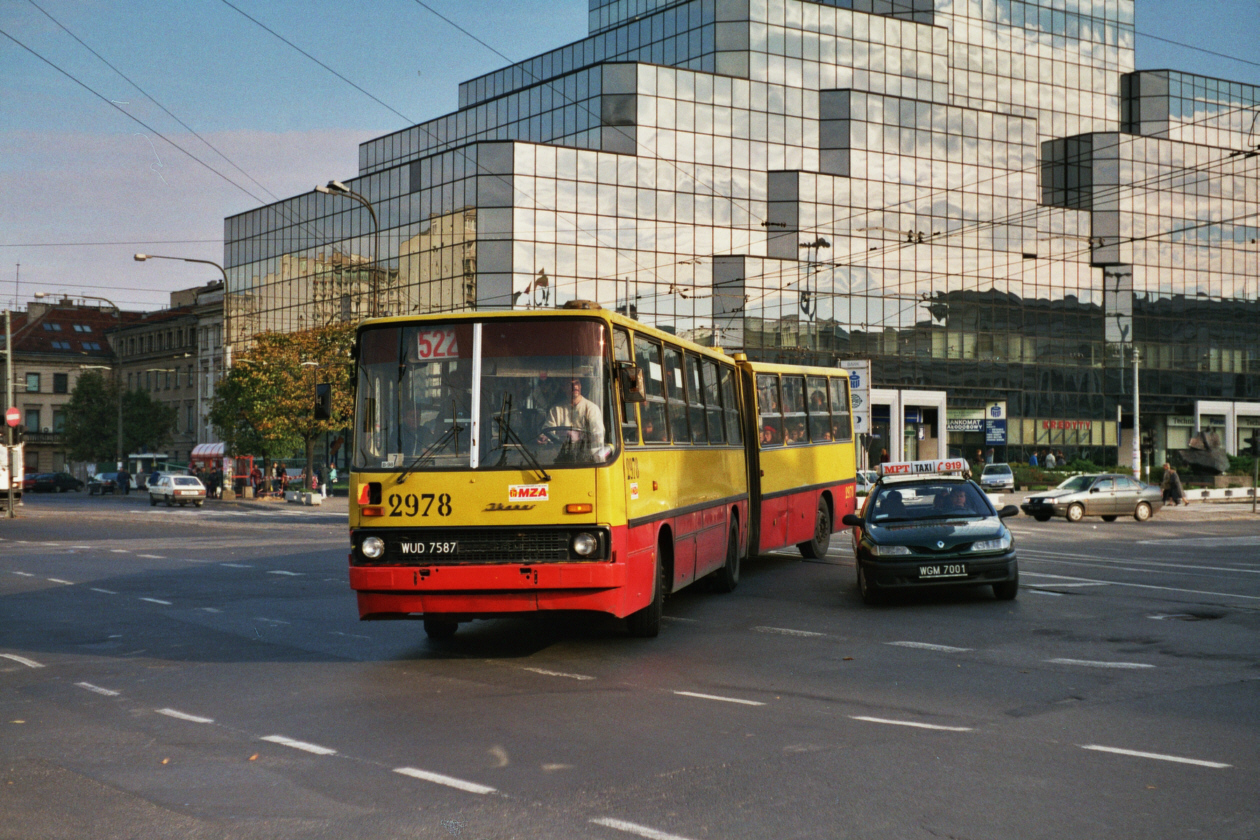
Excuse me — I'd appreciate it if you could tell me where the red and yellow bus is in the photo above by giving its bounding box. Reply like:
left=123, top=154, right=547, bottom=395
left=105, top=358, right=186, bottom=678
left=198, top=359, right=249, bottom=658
left=346, top=302, right=856, bottom=638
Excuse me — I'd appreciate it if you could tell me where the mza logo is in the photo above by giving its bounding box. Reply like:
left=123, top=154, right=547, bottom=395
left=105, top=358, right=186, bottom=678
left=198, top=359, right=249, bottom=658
left=508, top=484, right=549, bottom=502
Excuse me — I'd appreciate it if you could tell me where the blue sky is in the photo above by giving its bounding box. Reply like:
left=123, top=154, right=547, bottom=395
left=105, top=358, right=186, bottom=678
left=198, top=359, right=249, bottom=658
left=1, top=0, right=1257, bottom=311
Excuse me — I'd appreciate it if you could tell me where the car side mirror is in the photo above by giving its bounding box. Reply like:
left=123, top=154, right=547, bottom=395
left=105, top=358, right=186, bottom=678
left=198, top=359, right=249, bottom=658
left=998, top=504, right=1020, bottom=518
left=842, top=513, right=864, bottom=528
left=618, top=363, right=646, bottom=403
left=1089, top=487, right=1099, bottom=493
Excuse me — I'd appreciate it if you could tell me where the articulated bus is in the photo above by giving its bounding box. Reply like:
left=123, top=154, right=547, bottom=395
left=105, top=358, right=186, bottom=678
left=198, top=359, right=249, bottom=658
left=346, top=302, right=856, bottom=638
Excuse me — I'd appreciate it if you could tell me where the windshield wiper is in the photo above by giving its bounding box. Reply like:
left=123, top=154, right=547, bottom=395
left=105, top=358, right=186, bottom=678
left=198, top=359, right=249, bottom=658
left=490, top=394, right=551, bottom=481
left=395, top=400, right=464, bottom=484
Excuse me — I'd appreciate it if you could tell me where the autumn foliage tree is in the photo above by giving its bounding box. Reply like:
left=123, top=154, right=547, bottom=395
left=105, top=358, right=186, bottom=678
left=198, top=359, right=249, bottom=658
left=209, top=324, right=354, bottom=488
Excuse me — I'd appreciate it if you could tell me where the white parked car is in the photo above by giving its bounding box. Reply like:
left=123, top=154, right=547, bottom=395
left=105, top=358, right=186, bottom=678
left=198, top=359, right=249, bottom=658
left=149, top=474, right=206, bottom=508
left=979, top=463, right=1015, bottom=492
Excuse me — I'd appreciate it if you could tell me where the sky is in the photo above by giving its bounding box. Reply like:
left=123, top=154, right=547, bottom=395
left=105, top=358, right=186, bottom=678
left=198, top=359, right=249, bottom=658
left=1, top=0, right=1257, bottom=313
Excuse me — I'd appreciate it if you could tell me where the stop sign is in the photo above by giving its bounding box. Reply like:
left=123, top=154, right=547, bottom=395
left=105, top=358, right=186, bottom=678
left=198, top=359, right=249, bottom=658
left=4, top=406, right=17, bottom=427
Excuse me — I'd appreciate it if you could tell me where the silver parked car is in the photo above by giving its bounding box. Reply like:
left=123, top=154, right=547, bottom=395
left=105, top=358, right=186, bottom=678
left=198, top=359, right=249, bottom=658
left=979, top=463, right=1015, bottom=492
left=1021, top=473, right=1162, bottom=523
left=148, top=474, right=207, bottom=508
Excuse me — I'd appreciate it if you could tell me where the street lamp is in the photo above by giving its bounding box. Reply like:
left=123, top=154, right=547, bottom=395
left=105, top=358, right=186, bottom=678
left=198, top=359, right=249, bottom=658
left=316, top=180, right=381, bottom=317
left=134, top=253, right=231, bottom=368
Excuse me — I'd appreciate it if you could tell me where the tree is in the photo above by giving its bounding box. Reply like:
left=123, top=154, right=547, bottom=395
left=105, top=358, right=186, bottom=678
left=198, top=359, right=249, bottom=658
left=63, top=371, right=177, bottom=466
left=209, top=324, right=354, bottom=488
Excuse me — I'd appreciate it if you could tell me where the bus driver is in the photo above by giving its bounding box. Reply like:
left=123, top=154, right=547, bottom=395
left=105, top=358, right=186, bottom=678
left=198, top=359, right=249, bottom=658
left=538, top=376, right=604, bottom=447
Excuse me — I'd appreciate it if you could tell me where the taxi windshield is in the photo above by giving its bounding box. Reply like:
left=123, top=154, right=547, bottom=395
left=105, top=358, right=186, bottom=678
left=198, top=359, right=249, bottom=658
left=868, top=481, right=992, bottom=522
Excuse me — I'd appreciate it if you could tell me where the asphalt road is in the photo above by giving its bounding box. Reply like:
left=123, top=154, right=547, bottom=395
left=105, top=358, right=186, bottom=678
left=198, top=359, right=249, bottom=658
left=2, top=492, right=1258, bottom=839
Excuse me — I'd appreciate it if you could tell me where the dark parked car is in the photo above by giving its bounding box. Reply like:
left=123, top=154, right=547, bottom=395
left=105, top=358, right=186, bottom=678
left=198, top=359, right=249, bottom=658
left=1021, top=473, right=1163, bottom=522
left=87, top=472, right=123, bottom=495
left=31, top=472, right=84, bottom=492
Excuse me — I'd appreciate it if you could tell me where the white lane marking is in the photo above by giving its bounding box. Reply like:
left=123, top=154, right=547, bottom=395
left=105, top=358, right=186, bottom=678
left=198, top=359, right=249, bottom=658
left=0, top=653, right=44, bottom=669
left=590, top=817, right=696, bottom=840
left=11, top=571, right=34, bottom=577
left=1047, top=658, right=1155, bottom=670
left=89, top=588, right=118, bottom=595
left=329, top=630, right=371, bottom=640
left=156, top=707, right=214, bottom=724
left=1080, top=744, right=1231, bottom=769
left=1138, top=535, right=1260, bottom=547
left=1024, top=582, right=1110, bottom=588
left=1022, top=551, right=1260, bottom=577
left=660, top=615, right=697, bottom=623
left=1027, top=589, right=1065, bottom=597
left=200, top=607, right=222, bottom=613
left=1021, top=572, right=1260, bottom=602
left=673, top=691, right=765, bottom=707
left=753, top=626, right=825, bottom=638
left=137, top=554, right=165, bottom=559
left=850, top=715, right=972, bottom=732
left=109, top=550, right=129, bottom=554
left=139, top=597, right=173, bottom=606
left=886, top=641, right=972, bottom=653
left=255, top=617, right=290, bottom=625
left=47, top=578, right=74, bottom=585
left=40, top=542, right=62, bottom=546
left=393, top=766, right=497, bottom=795
left=522, top=667, right=595, bottom=681
left=267, top=570, right=303, bottom=576
left=221, top=563, right=253, bottom=568
left=71, top=545, right=92, bottom=549
left=75, top=682, right=120, bottom=696
left=261, top=735, right=337, bottom=755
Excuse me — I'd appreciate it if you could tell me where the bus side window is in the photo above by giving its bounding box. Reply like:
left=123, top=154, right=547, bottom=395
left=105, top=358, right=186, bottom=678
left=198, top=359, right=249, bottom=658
left=663, top=346, right=690, bottom=444
left=702, top=358, right=724, bottom=444
left=685, top=353, right=707, bottom=444
left=720, top=365, right=742, bottom=444
left=806, top=376, right=831, bottom=441
left=830, top=376, right=853, bottom=442
left=634, top=336, right=668, bottom=443
left=756, top=373, right=783, bottom=447
left=782, top=375, right=807, bottom=445
left=615, top=328, right=639, bottom=446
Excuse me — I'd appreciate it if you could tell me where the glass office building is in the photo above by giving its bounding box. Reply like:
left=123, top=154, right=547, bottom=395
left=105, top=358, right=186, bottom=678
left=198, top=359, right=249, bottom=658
left=225, top=0, right=1259, bottom=466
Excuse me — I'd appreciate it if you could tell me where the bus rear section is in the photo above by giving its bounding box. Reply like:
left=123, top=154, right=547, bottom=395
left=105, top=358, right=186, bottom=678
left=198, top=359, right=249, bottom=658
left=740, top=361, right=858, bottom=558
left=346, top=312, right=656, bottom=637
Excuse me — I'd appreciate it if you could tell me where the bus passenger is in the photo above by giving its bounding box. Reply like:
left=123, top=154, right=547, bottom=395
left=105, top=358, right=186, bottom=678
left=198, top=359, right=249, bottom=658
left=538, top=377, right=604, bottom=446
left=761, top=425, right=780, bottom=446
left=641, top=415, right=665, bottom=442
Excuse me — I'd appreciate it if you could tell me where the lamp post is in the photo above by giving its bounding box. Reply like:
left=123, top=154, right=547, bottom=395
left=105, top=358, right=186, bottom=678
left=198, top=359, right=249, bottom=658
left=134, top=252, right=231, bottom=368
left=316, top=180, right=380, bottom=318
left=4, top=309, right=14, bottom=517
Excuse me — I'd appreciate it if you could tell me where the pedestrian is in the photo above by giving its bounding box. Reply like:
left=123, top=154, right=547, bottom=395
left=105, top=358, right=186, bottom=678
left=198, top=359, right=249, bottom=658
left=1161, top=462, right=1187, bottom=506
left=328, top=464, right=337, bottom=492
left=1056, top=450, right=1066, bottom=468
left=1044, top=450, right=1056, bottom=470
left=117, top=468, right=130, bottom=495
left=316, top=466, right=327, bottom=498
left=879, top=448, right=890, bottom=464
left=1028, top=451, right=1038, bottom=468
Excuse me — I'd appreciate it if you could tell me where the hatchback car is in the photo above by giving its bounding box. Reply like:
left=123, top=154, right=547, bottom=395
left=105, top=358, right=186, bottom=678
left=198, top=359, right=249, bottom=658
left=149, top=474, right=207, bottom=507
left=843, top=460, right=1020, bottom=605
left=979, top=463, right=1015, bottom=492
left=855, top=470, right=879, bottom=494
left=32, top=472, right=84, bottom=492
left=1021, top=473, right=1162, bottom=522
left=87, top=472, right=123, bottom=495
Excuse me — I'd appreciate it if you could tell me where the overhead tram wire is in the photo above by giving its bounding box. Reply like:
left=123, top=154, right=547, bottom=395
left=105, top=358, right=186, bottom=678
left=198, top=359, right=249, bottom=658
left=0, top=239, right=222, bottom=248
left=216, top=0, right=667, bottom=292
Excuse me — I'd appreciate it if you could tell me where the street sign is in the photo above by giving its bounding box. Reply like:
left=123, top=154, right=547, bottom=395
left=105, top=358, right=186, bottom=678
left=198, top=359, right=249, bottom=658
left=5, top=406, right=19, bottom=427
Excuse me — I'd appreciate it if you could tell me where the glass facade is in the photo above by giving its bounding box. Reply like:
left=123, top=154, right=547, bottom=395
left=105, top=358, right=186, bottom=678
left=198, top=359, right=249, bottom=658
left=225, top=0, right=1259, bottom=465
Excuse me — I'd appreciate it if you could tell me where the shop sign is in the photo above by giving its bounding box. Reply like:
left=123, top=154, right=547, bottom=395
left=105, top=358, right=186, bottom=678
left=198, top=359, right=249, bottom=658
left=985, top=402, right=1007, bottom=445
left=841, top=360, right=870, bottom=435
left=946, top=419, right=984, bottom=432
left=1043, top=420, right=1093, bottom=430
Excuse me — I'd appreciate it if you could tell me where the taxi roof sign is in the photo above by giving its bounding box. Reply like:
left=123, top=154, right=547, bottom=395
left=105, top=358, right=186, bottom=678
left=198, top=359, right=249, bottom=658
left=878, top=458, right=969, bottom=477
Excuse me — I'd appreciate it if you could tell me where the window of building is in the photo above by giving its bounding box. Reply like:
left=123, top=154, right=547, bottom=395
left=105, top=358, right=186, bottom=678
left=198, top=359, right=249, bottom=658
left=25, top=408, right=40, bottom=430
left=52, top=409, right=66, bottom=433
left=187, top=404, right=195, bottom=434
left=25, top=373, right=39, bottom=393
left=42, top=322, right=62, bottom=332
left=53, top=373, right=68, bottom=394
left=127, top=372, right=133, bottom=390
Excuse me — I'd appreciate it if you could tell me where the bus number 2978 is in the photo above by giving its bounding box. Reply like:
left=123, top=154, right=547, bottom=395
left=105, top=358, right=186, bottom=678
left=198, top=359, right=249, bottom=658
left=388, top=493, right=453, bottom=517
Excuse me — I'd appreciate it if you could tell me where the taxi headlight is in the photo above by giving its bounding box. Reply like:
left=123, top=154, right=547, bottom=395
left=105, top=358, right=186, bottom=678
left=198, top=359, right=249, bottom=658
left=871, top=544, right=912, bottom=557
left=970, top=535, right=1011, bottom=553
left=361, top=536, right=385, bottom=559
left=572, top=533, right=598, bottom=556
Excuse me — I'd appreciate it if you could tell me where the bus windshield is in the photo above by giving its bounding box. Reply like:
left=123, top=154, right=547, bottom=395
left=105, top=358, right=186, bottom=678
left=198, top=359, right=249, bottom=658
left=354, top=319, right=615, bottom=471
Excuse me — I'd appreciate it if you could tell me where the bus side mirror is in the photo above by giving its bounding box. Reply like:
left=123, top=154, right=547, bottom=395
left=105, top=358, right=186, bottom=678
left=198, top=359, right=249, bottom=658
left=618, top=364, right=646, bottom=403
left=314, top=383, right=332, bottom=420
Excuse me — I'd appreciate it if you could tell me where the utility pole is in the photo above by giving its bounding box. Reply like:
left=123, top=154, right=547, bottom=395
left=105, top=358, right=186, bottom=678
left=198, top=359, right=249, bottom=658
left=1131, top=346, right=1141, bottom=480
left=5, top=309, right=14, bottom=518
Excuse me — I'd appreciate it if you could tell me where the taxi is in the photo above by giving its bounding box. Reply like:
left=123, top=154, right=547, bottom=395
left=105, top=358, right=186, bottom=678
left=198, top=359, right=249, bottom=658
left=842, top=459, right=1020, bottom=605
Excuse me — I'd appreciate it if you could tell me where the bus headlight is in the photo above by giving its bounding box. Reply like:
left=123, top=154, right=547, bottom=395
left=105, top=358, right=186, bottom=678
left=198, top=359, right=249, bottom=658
left=572, top=533, right=599, bottom=556
left=361, top=536, right=385, bottom=559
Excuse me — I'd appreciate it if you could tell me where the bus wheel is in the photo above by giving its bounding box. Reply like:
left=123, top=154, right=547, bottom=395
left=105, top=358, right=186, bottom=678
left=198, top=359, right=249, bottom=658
left=424, top=619, right=458, bottom=640
left=711, top=521, right=740, bottom=594
left=627, top=545, right=667, bottom=638
left=798, top=499, right=832, bottom=559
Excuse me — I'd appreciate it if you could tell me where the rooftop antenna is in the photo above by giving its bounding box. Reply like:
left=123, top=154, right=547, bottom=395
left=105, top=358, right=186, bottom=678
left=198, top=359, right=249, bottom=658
left=14, top=263, right=18, bottom=308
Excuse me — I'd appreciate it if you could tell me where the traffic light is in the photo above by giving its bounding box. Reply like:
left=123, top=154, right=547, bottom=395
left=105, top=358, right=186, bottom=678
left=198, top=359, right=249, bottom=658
left=1245, top=431, right=1260, bottom=459
left=1141, top=430, right=1155, bottom=454
left=9, top=424, right=23, bottom=444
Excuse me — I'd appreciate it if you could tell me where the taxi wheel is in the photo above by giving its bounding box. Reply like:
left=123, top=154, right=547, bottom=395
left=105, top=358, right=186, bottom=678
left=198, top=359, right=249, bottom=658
left=857, top=563, right=883, bottom=605
left=798, top=500, right=831, bottom=559
left=1066, top=503, right=1085, bottom=523
left=710, top=521, right=740, bottom=593
left=423, top=619, right=458, bottom=640
left=627, top=541, right=669, bottom=637
left=993, top=570, right=1018, bottom=600
left=1134, top=502, right=1152, bottom=522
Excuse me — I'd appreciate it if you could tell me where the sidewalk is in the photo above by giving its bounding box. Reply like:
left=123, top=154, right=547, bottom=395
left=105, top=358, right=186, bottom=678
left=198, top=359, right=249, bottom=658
left=989, top=491, right=1260, bottom=520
